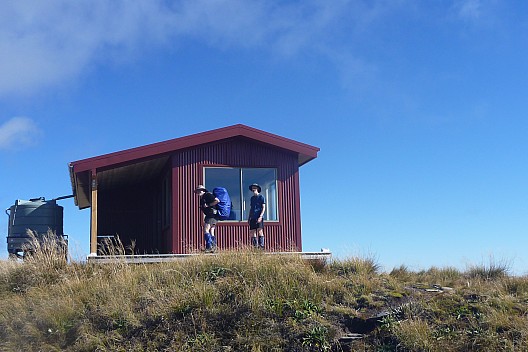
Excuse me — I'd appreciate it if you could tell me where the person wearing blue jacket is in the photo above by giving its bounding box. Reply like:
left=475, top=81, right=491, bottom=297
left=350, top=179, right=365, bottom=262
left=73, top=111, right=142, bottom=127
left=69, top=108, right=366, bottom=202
left=248, top=183, right=266, bottom=249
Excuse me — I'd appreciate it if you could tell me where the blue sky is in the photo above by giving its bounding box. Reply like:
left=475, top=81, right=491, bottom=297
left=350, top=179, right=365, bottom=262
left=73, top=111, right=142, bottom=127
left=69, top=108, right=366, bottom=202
left=1, top=0, right=527, bottom=274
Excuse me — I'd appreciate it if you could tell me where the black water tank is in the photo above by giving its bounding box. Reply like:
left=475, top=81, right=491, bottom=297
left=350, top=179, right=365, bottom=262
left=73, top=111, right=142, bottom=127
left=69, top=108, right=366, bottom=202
left=6, top=197, right=65, bottom=257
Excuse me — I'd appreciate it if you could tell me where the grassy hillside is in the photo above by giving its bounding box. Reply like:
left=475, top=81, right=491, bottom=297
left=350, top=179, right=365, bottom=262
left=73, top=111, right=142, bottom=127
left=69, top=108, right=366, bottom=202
left=1, top=235, right=527, bottom=351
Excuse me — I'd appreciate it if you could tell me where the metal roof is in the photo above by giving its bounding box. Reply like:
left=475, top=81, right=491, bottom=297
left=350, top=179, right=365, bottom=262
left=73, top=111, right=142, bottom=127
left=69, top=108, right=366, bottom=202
left=69, top=124, right=319, bottom=209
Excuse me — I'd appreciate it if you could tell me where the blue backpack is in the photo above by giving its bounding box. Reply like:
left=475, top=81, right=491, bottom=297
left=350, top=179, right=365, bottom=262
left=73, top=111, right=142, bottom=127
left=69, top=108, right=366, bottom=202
left=212, top=187, right=232, bottom=220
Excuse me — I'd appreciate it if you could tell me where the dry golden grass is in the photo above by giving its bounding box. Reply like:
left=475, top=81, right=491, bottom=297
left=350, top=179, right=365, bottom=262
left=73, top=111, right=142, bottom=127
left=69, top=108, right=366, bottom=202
left=0, top=233, right=527, bottom=351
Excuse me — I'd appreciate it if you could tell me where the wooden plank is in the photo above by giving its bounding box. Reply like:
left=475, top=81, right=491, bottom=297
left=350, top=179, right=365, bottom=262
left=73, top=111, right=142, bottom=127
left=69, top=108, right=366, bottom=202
left=90, top=170, right=98, bottom=254
left=86, top=251, right=332, bottom=264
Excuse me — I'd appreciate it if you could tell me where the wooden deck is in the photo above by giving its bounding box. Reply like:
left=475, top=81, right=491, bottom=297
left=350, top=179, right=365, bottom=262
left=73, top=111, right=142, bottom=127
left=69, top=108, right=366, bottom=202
left=86, top=251, right=332, bottom=264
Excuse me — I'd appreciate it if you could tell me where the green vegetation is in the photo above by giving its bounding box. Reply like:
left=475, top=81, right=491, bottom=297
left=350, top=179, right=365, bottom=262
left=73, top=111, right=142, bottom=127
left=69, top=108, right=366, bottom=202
left=0, top=234, right=527, bottom=351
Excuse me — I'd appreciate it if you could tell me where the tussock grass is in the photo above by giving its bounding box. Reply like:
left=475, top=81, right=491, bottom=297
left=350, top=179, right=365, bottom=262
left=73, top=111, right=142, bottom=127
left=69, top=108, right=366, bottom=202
left=466, top=258, right=511, bottom=280
left=0, top=235, right=527, bottom=351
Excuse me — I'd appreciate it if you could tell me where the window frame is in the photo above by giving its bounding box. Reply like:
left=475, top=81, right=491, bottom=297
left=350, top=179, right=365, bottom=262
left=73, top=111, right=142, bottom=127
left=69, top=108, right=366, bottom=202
left=203, top=166, right=279, bottom=223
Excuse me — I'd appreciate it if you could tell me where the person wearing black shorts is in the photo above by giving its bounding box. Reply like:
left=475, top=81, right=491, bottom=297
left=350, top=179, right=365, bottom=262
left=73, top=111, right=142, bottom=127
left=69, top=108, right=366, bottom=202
left=248, top=183, right=266, bottom=249
left=194, top=185, right=219, bottom=252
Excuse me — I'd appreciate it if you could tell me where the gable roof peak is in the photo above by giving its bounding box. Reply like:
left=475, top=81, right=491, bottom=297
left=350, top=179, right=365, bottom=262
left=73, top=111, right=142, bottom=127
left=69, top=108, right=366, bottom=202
left=70, top=124, right=319, bottom=174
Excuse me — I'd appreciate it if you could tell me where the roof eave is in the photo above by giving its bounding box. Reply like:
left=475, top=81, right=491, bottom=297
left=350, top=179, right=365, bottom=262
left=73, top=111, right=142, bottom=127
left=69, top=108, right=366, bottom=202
left=68, top=125, right=319, bottom=209
left=70, top=124, right=319, bottom=173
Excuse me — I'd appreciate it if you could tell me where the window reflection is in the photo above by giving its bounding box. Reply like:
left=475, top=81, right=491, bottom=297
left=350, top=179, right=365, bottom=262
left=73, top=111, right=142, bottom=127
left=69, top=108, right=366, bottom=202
left=204, top=167, right=278, bottom=221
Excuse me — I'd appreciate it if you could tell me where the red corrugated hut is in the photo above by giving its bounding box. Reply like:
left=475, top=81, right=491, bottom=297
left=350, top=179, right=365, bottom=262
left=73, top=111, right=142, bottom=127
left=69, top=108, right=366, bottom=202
left=69, top=124, right=319, bottom=255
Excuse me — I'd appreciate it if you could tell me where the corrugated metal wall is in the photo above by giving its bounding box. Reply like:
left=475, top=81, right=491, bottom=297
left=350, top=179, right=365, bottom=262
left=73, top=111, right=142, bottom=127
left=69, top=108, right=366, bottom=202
left=171, top=138, right=302, bottom=253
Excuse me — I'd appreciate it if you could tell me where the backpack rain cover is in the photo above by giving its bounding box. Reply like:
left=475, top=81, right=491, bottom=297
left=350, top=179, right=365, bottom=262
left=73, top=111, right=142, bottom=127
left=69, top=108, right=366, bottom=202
left=212, top=187, right=232, bottom=220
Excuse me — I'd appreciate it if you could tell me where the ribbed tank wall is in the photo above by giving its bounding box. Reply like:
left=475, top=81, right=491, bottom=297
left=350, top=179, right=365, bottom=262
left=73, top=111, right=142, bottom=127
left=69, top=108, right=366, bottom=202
left=6, top=198, right=65, bottom=256
left=171, top=138, right=301, bottom=254
left=7, top=199, right=64, bottom=237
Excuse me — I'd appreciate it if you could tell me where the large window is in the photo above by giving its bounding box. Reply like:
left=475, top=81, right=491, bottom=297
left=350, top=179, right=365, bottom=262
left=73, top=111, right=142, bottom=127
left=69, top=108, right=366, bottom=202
left=204, top=167, right=278, bottom=221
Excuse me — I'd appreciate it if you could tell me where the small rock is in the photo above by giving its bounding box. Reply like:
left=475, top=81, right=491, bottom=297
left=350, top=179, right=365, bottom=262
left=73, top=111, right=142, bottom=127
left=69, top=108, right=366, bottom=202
left=339, top=333, right=366, bottom=342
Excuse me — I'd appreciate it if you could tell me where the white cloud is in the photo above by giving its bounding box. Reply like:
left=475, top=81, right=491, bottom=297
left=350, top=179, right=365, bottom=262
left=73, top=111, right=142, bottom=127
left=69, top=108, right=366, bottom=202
left=457, top=0, right=482, bottom=20
left=0, top=1, right=175, bottom=96
left=0, top=0, right=510, bottom=99
left=0, top=0, right=378, bottom=97
left=453, top=0, right=502, bottom=24
left=167, top=0, right=355, bottom=55
left=0, top=117, right=41, bottom=150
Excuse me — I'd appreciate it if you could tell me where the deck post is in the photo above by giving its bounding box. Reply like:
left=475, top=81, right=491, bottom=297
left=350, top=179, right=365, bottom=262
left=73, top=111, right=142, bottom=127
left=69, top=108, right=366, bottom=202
left=90, top=170, right=98, bottom=255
